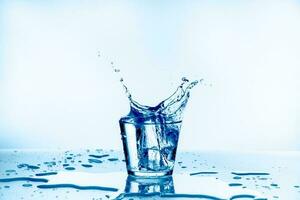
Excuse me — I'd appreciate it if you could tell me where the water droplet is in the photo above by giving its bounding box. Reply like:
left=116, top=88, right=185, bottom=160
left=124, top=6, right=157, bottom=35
left=81, top=164, right=93, bottom=168
left=64, top=167, right=75, bottom=171
left=0, top=177, right=48, bottom=183
left=228, top=183, right=243, bottom=187
left=107, top=158, right=118, bottom=162
left=89, top=154, right=109, bottom=159
left=22, top=183, right=33, bottom=187
left=37, top=184, right=118, bottom=192
left=35, top=172, right=58, bottom=177
left=5, top=170, right=16, bottom=173
left=181, top=77, right=189, bottom=82
left=190, top=172, right=218, bottom=176
left=231, top=172, right=270, bottom=176
left=88, top=159, right=102, bottom=164
left=271, top=183, right=279, bottom=187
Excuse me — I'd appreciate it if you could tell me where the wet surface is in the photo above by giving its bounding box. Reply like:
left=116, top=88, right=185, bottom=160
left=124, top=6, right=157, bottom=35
left=0, top=149, right=299, bottom=199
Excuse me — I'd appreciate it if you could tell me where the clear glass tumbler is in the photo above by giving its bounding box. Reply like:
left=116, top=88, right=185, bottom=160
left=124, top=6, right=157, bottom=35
left=119, top=117, right=182, bottom=177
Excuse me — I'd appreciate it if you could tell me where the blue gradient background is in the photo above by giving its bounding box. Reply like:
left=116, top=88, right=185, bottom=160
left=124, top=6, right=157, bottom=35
left=0, top=0, right=299, bottom=150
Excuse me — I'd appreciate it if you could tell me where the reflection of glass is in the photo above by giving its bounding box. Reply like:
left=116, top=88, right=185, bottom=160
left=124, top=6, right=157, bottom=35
left=125, top=175, right=175, bottom=194
left=115, top=175, right=175, bottom=199
left=120, top=120, right=181, bottom=177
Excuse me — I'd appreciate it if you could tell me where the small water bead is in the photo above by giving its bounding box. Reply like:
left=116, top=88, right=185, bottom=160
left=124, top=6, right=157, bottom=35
left=17, top=164, right=40, bottom=170
left=44, top=161, right=56, bottom=167
left=231, top=172, right=270, bottom=176
left=107, top=158, right=118, bottom=162
left=22, top=183, right=33, bottom=187
left=5, top=170, right=16, bottom=173
left=35, top=172, right=58, bottom=177
left=88, top=159, right=103, bottom=164
left=270, top=183, right=278, bottom=187
left=258, top=177, right=268, bottom=180
left=190, top=172, right=218, bottom=176
left=64, top=167, right=75, bottom=171
left=181, top=77, right=189, bottom=82
left=81, top=164, right=93, bottom=168
left=230, top=194, right=255, bottom=199
left=228, top=183, right=243, bottom=187
left=89, top=154, right=109, bottom=159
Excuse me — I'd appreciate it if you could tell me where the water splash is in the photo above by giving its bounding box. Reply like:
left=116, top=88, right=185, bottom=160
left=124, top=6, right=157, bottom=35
left=105, top=57, right=202, bottom=124
left=120, top=77, right=202, bottom=124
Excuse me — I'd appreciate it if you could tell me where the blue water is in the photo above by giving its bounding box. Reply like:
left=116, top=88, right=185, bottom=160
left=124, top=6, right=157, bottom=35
left=119, top=77, right=201, bottom=176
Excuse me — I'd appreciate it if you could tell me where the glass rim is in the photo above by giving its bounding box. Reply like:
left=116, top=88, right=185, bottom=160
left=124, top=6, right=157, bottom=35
left=119, top=117, right=182, bottom=125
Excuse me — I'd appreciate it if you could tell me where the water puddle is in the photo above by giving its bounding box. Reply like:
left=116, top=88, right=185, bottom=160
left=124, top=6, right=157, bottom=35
left=1, top=149, right=298, bottom=199
left=35, top=172, right=58, bottom=177
left=0, top=172, right=265, bottom=199
left=37, top=184, right=118, bottom=192
left=231, top=172, right=270, bottom=176
left=0, top=177, right=48, bottom=183
left=190, top=171, right=219, bottom=176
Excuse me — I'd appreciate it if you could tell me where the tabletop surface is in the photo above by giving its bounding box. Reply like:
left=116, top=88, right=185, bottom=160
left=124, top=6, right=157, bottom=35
left=0, top=149, right=299, bottom=199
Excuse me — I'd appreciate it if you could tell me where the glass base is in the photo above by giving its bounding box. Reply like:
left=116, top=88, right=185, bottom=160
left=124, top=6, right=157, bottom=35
left=128, top=170, right=173, bottom=178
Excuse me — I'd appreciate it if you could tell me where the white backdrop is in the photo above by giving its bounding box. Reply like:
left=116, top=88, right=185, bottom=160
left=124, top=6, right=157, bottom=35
left=0, top=0, right=299, bottom=150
